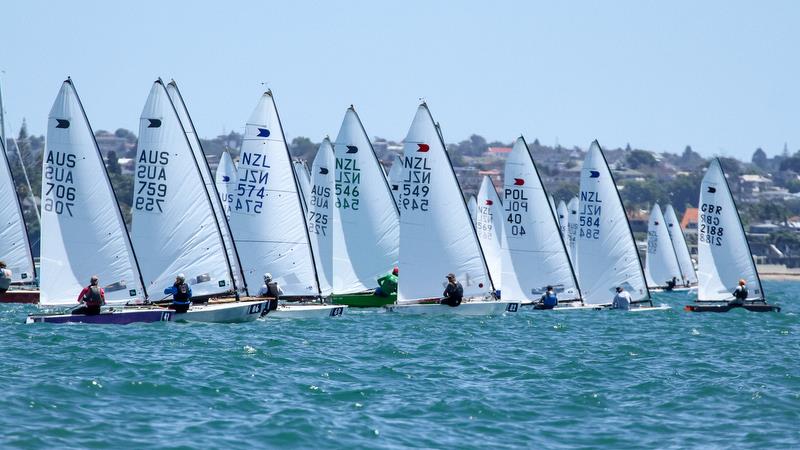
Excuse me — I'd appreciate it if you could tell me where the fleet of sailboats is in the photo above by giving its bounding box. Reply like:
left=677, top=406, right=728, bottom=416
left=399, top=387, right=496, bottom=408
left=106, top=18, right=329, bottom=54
left=0, top=78, right=778, bottom=323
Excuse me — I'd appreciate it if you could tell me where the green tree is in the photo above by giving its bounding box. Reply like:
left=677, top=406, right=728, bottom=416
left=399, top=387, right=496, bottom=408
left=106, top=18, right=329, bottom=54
left=751, top=147, right=768, bottom=169
left=107, top=150, right=121, bottom=175
left=289, top=137, right=317, bottom=160
left=626, top=150, right=657, bottom=169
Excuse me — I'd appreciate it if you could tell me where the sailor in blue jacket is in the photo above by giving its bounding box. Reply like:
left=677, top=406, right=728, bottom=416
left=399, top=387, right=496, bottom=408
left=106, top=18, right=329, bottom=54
left=164, top=273, right=192, bottom=313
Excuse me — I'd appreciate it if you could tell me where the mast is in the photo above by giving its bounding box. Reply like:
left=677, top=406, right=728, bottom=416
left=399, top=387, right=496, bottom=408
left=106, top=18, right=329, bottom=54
left=68, top=78, right=149, bottom=300
left=167, top=80, right=248, bottom=297
left=160, top=79, right=241, bottom=299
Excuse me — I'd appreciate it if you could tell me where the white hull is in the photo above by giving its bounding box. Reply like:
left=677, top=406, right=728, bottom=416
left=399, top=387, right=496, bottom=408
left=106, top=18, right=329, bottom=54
left=530, top=304, right=604, bottom=312
left=174, top=300, right=267, bottom=323
left=628, top=304, right=672, bottom=312
left=267, top=304, right=347, bottom=319
left=386, top=301, right=520, bottom=316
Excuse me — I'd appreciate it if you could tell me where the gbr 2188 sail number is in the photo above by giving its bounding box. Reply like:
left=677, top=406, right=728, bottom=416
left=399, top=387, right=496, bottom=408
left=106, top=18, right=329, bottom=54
left=699, top=203, right=724, bottom=246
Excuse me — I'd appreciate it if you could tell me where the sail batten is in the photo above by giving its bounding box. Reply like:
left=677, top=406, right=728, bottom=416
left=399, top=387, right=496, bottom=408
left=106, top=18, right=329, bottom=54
left=697, top=159, right=763, bottom=301
left=41, top=80, right=146, bottom=305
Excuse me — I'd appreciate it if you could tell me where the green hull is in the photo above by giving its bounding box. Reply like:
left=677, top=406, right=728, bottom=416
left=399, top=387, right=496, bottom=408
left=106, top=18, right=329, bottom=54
left=331, top=292, right=396, bottom=308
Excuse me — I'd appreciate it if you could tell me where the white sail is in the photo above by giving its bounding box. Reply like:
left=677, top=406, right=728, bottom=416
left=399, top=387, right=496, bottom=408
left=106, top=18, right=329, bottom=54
left=167, top=81, right=245, bottom=293
left=308, top=139, right=335, bottom=296
left=500, top=137, right=580, bottom=302
left=331, top=107, right=400, bottom=294
left=567, top=196, right=579, bottom=265
left=215, top=149, right=237, bottom=221
left=228, top=91, right=319, bottom=297
left=475, top=176, right=503, bottom=289
left=644, top=203, right=682, bottom=287
left=548, top=194, right=557, bottom=218
left=398, top=104, right=491, bottom=302
left=577, top=141, right=649, bottom=304
left=0, top=138, right=34, bottom=283
left=132, top=80, right=232, bottom=298
left=697, top=159, right=763, bottom=301
left=468, top=195, right=477, bottom=222
left=387, top=154, right=403, bottom=211
left=664, top=204, right=697, bottom=285
left=293, top=159, right=312, bottom=214
left=556, top=200, right=568, bottom=239
left=41, top=79, right=146, bottom=305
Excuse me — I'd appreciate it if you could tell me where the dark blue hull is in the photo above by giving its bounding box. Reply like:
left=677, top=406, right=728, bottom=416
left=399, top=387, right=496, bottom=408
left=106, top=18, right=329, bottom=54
left=27, top=309, right=174, bottom=324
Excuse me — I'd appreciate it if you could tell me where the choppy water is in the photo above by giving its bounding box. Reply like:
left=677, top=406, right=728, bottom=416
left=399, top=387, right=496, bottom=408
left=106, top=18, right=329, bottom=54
left=1, top=281, right=799, bottom=449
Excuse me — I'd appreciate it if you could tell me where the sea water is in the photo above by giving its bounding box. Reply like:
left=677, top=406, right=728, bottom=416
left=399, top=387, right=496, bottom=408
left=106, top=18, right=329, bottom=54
left=1, top=281, right=798, bottom=449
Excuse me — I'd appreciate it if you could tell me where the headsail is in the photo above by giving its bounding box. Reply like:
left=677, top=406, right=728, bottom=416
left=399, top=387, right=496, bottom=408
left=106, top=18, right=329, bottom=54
left=475, top=176, right=503, bottom=289
left=215, top=149, right=237, bottom=221
left=644, top=203, right=682, bottom=287
left=331, top=107, right=400, bottom=294
left=167, top=81, right=246, bottom=293
left=697, top=159, right=763, bottom=301
left=0, top=136, right=35, bottom=283
left=308, top=139, right=335, bottom=296
left=664, top=204, right=697, bottom=285
left=228, top=91, right=320, bottom=297
left=577, top=141, right=649, bottom=304
left=387, top=154, right=403, bottom=211
left=132, top=80, right=232, bottom=298
left=41, top=79, right=146, bottom=305
left=398, top=104, right=491, bottom=302
left=500, top=137, right=580, bottom=302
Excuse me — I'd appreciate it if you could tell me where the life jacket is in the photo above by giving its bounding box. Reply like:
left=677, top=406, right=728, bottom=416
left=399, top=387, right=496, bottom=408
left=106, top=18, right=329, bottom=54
left=83, top=285, right=103, bottom=306
left=543, top=292, right=558, bottom=307
left=174, top=282, right=191, bottom=303
left=735, top=286, right=748, bottom=300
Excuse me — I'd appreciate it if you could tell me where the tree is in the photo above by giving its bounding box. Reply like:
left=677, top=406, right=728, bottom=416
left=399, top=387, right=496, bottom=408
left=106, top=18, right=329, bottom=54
left=626, top=150, right=657, bottom=169
left=751, top=147, right=768, bottom=169
left=107, top=150, right=121, bottom=175
left=289, top=137, right=317, bottom=160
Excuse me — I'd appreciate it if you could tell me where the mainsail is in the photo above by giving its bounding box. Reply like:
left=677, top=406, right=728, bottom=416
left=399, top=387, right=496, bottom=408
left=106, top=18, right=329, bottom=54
left=697, top=159, right=763, bottom=301
left=556, top=200, right=568, bottom=240
left=644, top=203, right=682, bottom=287
left=308, top=139, right=335, bottom=296
left=500, top=137, right=580, bottom=302
left=167, top=81, right=246, bottom=293
left=132, top=80, right=233, bottom=298
left=567, top=196, right=579, bottom=264
left=468, top=195, right=477, bottom=222
left=475, top=176, right=503, bottom=289
left=387, top=154, right=403, bottom=211
left=228, top=91, right=320, bottom=297
left=577, top=141, right=649, bottom=304
left=397, top=104, right=491, bottom=302
left=293, top=159, right=312, bottom=214
left=215, top=149, right=237, bottom=221
left=40, top=79, right=146, bottom=305
left=0, top=136, right=35, bottom=283
left=664, top=204, right=697, bottom=285
left=331, top=107, right=400, bottom=294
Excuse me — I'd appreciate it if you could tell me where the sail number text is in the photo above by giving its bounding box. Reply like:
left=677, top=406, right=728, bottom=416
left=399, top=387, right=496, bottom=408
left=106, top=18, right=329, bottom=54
left=578, top=190, right=602, bottom=240
left=503, top=188, right=527, bottom=236
left=44, top=151, right=77, bottom=217
left=699, top=202, right=724, bottom=246
left=134, top=149, right=168, bottom=213
left=401, top=155, right=431, bottom=212
left=234, top=151, right=268, bottom=215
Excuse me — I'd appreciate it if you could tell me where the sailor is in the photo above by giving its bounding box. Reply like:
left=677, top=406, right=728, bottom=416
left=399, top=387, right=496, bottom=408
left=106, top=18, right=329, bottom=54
left=163, top=273, right=192, bottom=313
left=74, top=275, right=105, bottom=315
left=0, top=261, right=11, bottom=295
left=729, top=279, right=748, bottom=307
left=611, top=286, right=632, bottom=310
left=536, top=286, right=558, bottom=310
left=375, top=267, right=399, bottom=297
left=665, top=276, right=677, bottom=291
left=258, top=273, right=283, bottom=298
left=440, top=273, right=463, bottom=307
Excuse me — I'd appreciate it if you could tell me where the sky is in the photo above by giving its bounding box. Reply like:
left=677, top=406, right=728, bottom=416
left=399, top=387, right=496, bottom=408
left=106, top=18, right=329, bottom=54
left=1, top=0, right=798, bottom=159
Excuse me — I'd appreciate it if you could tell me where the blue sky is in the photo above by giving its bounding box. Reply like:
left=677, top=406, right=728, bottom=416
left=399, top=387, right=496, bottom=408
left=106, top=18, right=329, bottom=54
left=1, top=1, right=798, bottom=159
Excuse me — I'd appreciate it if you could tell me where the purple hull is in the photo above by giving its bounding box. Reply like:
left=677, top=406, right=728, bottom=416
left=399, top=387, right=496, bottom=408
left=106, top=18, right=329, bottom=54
left=27, top=309, right=174, bottom=324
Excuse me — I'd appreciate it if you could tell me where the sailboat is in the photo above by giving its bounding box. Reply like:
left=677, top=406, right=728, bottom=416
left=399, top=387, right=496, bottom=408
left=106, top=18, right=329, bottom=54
left=129, top=80, right=265, bottom=322
left=500, top=137, right=583, bottom=309
left=307, top=138, right=335, bottom=298
left=387, top=154, right=403, bottom=211
left=0, top=80, right=39, bottom=304
left=215, top=149, right=237, bottom=221
left=686, top=159, right=778, bottom=312
left=644, top=203, right=683, bottom=291
left=663, top=204, right=697, bottom=288
left=577, top=141, right=668, bottom=311
left=228, top=91, right=343, bottom=319
left=386, top=103, right=518, bottom=315
left=475, top=176, right=503, bottom=291
left=28, top=79, right=176, bottom=323
left=329, top=106, right=400, bottom=308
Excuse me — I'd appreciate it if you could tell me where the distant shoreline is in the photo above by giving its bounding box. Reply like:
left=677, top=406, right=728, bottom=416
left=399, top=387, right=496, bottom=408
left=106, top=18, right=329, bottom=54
left=759, top=273, right=800, bottom=281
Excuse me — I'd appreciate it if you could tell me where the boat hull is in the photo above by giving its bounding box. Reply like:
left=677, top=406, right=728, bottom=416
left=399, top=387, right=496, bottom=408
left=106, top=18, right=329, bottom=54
left=1, top=289, right=39, bottom=304
left=386, top=301, right=520, bottom=316
left=26, top=308, right=174, bottom=324
left=684, top=303, right=780, bottom=313
left=172, top=300, right=267, bottom=323
left=267, top=304, right=348, bottom=319
left=331, top=292, right=396, bottom=308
